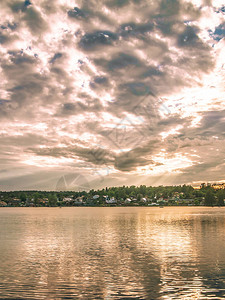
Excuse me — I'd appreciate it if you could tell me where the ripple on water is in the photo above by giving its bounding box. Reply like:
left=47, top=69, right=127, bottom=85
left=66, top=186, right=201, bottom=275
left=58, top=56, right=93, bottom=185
left=0, top=207, right=225, bottom=299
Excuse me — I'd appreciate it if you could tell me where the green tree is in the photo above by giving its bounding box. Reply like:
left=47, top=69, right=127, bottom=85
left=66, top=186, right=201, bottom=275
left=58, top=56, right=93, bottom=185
left=137, top=193, right=143, bottom=202
left=204, top=190, right=215, bottom=206
left=20, top=193, right=27, bottom=203
left=48, top=193, right=57, bottom=206
left=217, top=190, right=225, bottom=206
left=139, top=185, right=146, bottom=196
left=34, top=192, right=40, bottom=206
left=118, top=188, right=126, bottom=200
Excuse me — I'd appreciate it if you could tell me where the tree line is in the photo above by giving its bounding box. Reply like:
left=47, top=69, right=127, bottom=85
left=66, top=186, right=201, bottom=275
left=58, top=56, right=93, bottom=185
left=0, top=184, right=224, bottom=207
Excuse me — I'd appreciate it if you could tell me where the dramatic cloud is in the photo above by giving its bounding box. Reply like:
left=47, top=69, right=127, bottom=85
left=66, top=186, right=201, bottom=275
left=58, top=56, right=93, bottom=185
left=0, top=0, right=224, bottom=190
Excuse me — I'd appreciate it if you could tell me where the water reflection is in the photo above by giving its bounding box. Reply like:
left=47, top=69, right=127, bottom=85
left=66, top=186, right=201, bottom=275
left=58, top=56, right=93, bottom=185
left=0, top=207, right=225, bottom=299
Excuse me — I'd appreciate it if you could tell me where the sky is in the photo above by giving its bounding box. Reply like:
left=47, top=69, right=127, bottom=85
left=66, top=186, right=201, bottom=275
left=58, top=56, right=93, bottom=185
left=0, top=0, right=224, bottom=191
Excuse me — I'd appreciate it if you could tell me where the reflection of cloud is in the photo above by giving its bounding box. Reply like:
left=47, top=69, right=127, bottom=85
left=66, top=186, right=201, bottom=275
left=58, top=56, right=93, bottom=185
left=6, top=207, right=161, bottom=298
left=2, top=207, right=225, bottom=298
left=135, top=208, right=205, bottom=298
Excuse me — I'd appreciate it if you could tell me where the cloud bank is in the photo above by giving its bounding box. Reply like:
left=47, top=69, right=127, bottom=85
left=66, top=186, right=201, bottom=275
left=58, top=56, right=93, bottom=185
left=0, top=0, right=224, bottom=190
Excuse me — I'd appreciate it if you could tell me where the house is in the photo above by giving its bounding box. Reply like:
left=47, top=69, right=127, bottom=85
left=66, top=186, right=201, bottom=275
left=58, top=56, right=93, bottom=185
left=141, top=197, right=147, bottom=202
left=8, top=198, right=20, bottom=206
left=0, top=201, right=7, bottom=207
left=106, top=197, right=117, bottom=204
left=26, top=198, right=34, bottom=206
left=63, top=197, right=73, bottom=204
left=39, top=198, right=48, bottom=205
left=125, top=198, right=132, bottom=203
left=74, top=196, right=84, bottom=205
left=172, top=192, right=180, bottom=199
left=75, top=196, right=83, bottom=202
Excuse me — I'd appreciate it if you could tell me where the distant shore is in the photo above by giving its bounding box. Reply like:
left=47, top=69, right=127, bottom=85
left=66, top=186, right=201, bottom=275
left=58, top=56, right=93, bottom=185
left=0, top=184, right=224, bottom=207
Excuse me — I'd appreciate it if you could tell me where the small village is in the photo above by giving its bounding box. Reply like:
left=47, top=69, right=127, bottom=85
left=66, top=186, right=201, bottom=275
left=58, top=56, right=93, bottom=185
left=0, top=183, right=225, bottom=207
left=0, top=194, right=199, bottom=207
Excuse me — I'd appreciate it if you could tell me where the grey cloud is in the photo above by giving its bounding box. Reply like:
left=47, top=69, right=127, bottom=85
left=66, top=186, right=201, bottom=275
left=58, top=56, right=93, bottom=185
left=114, top=139, right=160, bottom=171
left=203, top=0, right=212, bottom=6
left=0, top=99, right=10, bottom=104
left=177, top=26, right=202, bottom=48
left=58, top=99, right=104, bottom=117
left=7, top=22, right=18, bottom=30
left=28, top=138, right=162, bottom=173
left=106, top=82, right=156, bottom=117
left=10, top=1, right=30, bottom=12
left=90, top=76, right=109, bottom=89
left=0, top=23, right=18, bottom=44
left=158, top=116, right=185, bottom=127
left=62, top=103, right=76, bottom=112
left=93, top=76, right=108, bottom=84
left=1, top=46, right=76, bottom=119
left=0, top=133, right=49, bottom=148
left=160, top=0, right=180, bottom=17
left=199, top=110, right=225, bottom=136
left=119, top=82, right=154, bottom=97
left=29, top=144, right=115, bottom=167
left=115, top=155, right=153, bottom=172
left=23, top=7, right=48, bottom=34
left=142, top=67, right=164, bottom=78
left=119, top=22, right=154, bottom=38
left=50, top=53, right=63, bottom=64
left=0, top=33, right=9, bottom=44
left=105, top=0, right=131, bottom=8
left=107, top=53, right=142, bottom=71
left=0, top=0, right=223, bottom=189
left=79, top=31, right=118, bottom=50
left=8, top=50, right=35, bottom=64
left=155, top=18, right=176, bottom=36
left=24, top=0, right=32, bottom=7
left=172, top=110, right=225, bottom=142
left=68, top=7, right=87, bottom=20
left=179, top=156, right=225, bottom=183
left=7, top=1, right=47, bottom=33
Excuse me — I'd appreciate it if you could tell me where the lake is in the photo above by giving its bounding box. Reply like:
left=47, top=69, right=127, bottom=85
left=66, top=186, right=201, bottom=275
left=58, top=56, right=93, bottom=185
left=0, top=207, right=225, bottom=299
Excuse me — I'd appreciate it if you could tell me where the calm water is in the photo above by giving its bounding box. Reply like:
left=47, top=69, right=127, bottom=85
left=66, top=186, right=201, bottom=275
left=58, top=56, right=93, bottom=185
left=1, top=207, right=225, bottom=299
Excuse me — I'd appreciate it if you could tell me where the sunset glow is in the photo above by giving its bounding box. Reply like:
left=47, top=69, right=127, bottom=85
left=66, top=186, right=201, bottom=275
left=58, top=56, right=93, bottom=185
left=0, top=0, right=224, bottom=190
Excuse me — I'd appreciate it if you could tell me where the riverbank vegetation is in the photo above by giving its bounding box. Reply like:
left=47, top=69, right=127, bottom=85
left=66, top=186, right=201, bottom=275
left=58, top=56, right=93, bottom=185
left=0, top=184, right=224, bottom=207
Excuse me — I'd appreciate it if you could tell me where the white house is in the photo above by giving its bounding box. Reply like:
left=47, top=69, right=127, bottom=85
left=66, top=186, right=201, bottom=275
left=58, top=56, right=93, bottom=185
left=125, top=198, right=132, bottom=203
left=106, top=197, right=117, bottom=204
left=63, top=197, right=73, bottom=202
